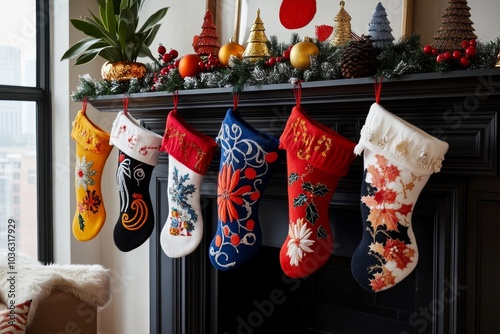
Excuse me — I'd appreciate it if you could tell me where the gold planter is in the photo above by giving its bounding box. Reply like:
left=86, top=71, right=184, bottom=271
left=101, top=61, right=147, bottom=81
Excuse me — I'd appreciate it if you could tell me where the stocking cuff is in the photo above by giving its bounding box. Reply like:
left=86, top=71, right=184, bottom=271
left=161, top=110, right=217, bottom=175
left=354, top=103, right=449, bottom=175
left=110, top=111, right=163, bottom=166
left=71, top=110, right=112, bottom=155
left=217, top=108, right=280, bottom=153
left=279, top=106, right=356, bottom=176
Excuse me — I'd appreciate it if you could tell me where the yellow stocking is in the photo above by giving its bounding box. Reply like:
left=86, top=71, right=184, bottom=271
left=71, top=110, right=113, bottom=241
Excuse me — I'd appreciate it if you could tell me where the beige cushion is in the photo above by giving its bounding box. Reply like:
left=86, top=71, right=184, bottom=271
left=27, top=291, right=96, bottom=334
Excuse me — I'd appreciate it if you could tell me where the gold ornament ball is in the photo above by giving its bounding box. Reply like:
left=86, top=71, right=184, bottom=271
left=290, top=38, right=320, bottom=70
left=218, top=38, right=245, bottom=67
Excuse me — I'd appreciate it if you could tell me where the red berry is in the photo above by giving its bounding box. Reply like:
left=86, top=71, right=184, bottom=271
left=443, top=51, right=452, bottom=60
left=460, top=56, right=470, bottom=67
left=162, top=53, right=173, bottom=63
left=462, top=40, right=470, bottom=49
left=436, top=54, right=445, bottom=63
left=169, top=49, right=178, bottom=59
left=157, top=44, right=166, bottom=55
left=423, top=45, right=433, bottom=55
left=160, top=67, right=169, bottom=76
left=276, top=56, right=283, bottom=62
left=465, top=46, right=477, bottom=58
left=431, top=48, right=439, bottom=56
left=268, top=57, right=276, bottom=66
left=265, top=60, right=271, bottom=66
left=167, top=64, right=175, bottom=70
left=198, top=61, right=205, bottom=70
left=453, top=50, right=462, bottom=60
left=469, top=39, right=477, bottom=47
left=174, top=59, right=180, bottom=68
left=283, top=49, right=291, bottom=59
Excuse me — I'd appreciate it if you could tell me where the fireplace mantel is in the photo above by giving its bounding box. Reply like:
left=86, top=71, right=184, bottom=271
left=91, top=69, right=500, bottom=334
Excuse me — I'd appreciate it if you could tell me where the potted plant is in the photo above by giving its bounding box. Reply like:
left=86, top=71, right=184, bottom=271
left=61, top=0, right=168, bottom=81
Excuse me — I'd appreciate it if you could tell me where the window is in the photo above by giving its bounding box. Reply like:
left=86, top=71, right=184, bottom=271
left=0, top=0, right=52, bottom=262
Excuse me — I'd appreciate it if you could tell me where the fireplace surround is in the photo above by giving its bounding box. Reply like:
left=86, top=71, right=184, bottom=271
left=91, top=69, right=500, bottom=334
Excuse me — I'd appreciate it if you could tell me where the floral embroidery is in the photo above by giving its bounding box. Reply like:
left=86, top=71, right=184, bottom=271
left=168, top=167, right=198, bottom=236
left=77, top=189, right=102, bottom=231
left=286, top=218, right=315, bottom=266
left=75, top=155, right=97, bottom=190
left=217, top=163, right=252, bottom=223
left=286, top=165, right=330, bottom=266
left=393, top=141, right=409, bottom=157
left=361, top=154, right=420, bottom=292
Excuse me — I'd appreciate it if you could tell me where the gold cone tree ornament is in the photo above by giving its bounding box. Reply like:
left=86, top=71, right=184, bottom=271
left=331, top=1, right=352, bottom=46
left=242, top=9, right=271, bottom=62
left=432, top=0, right=477, bottom=52
left=496, top=48, right=500, bottom=68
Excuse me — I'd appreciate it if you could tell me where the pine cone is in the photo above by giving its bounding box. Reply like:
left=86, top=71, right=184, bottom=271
left=340, top=36, right=378, bottom=79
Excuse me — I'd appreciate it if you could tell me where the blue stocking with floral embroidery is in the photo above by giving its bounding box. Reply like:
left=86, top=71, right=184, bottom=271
left=209, top=109, right=281, bottom=270
left=352, top=103, right=448, bottom=292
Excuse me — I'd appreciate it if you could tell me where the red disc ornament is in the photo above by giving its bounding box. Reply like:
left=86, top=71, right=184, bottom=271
left=279, top=0, right=317, bottom=29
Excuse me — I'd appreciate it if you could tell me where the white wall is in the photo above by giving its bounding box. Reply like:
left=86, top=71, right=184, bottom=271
left=51, top=0, right=498, bottom=333
left=52, top=1, right=207, bottom=333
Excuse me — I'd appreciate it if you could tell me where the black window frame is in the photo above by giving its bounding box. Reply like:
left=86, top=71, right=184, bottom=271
left=0, top=0, right=52, bottom=263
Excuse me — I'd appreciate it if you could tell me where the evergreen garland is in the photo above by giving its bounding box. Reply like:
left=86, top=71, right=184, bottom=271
left=71, top=33, right=500, bottom=101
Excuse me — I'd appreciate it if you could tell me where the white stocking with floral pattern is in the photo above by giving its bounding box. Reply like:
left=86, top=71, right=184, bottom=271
left=352, top=103, right=448, bottom=292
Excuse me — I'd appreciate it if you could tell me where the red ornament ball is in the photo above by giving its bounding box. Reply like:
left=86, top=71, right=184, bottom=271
left=169, top=49, right=179, bottom=59
left=436, top=54, right=445, bottom=63
left=465, top=46, right=477, bottom=58
left=283, top=49, right=291, bottom=59
left=431, top=48, right=439, bottom=56
left=460, top=56, right=470, bottom=67
left=462, top=40, right=470, bottom=49
left=178, top=54, right=202, bottom=78
left=423, top=45, right=433, bottom=55
left=453, top=50, right=462, bottom=60
left=158, top=44, right=166, bottom=55
left=443, top=51, right=453, bottom=61
left=162, top=53, right=173, bottom=63
left=469, top=39, right=477, bottom=47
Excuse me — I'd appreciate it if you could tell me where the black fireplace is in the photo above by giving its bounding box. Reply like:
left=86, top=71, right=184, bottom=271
left=90, top=70, right=500, bottom=334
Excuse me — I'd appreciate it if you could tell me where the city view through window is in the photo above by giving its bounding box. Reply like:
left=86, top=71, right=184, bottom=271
left=0, top=0, right=38, bottom=259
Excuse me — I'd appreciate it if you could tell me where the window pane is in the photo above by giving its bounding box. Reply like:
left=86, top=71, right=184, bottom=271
left=0, top=0, right=36, bottom=86
left=0, top=101, right=37, bottom=258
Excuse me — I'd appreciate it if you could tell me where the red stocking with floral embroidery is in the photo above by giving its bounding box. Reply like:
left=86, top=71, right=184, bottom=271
left=279, top=105, right=356, bottom=278
left=352, top=103, right=449, bottom=292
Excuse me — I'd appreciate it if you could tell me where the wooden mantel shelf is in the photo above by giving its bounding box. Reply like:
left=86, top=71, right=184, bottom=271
left=89, top=69, right=500, bottom=115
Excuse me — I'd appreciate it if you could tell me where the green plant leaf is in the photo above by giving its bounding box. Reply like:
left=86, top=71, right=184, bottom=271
left=70, top=19, right=105, bottom=39
left=112, top=0, right=122, bottom=15
left=60, top=37, right=100, bottom=60
left=138, top=7, right=168, bottom=33
left=143, top=24, right=161, bottom=48
left=75, top=50, right=101, bottom=65
left=105, top=0, right=117, bottom=38
left=138, top=40, right=157, bottom=63
left=118, top=7, right=135, bottom=50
